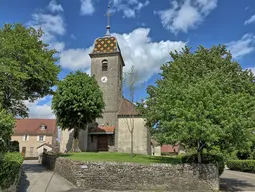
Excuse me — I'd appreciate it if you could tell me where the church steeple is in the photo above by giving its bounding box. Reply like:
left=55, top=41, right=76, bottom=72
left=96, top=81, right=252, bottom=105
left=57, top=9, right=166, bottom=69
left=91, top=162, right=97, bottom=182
left=105, top=2, right=111, bottom=36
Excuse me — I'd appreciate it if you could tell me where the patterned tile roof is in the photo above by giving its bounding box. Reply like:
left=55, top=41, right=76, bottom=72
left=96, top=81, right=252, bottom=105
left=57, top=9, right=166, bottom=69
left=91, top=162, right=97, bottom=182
left=92, top=36, right=120, bottom=54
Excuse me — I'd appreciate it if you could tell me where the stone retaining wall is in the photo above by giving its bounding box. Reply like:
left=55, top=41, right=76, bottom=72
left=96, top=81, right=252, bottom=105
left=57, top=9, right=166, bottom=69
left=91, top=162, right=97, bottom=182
left=43, top=154, right=219, bottom=191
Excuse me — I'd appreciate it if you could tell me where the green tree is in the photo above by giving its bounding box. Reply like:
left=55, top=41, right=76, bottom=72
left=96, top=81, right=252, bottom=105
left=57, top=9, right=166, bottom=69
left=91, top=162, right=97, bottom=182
left=0, top=23, right=60, bottom=117
left=52, top=71, right=104, bottom=152
left=139, top=45, right=255, bottom=162
left=0, top=105, right=15, bottom=152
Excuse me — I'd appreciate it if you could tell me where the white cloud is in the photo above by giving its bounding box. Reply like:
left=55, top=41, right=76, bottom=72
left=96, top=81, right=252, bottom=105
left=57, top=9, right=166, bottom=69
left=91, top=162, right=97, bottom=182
left=48, top=0, right=63, bottom=13
left=155, top=0, right=217, bottom=34
left=59, top=47, right=93, bottom=71
left=111, top=0, right=149, bottom=18
left=227, top=33, right=255, bottom=59
left=59, top=28, right=186, bottom=82
left=244, top=14, right=255, bottom=25
left=27, top=1, right=66, bottom=52
left=25, top=97, right=55, bottom=119
left=80, top=0, right=95, bottom=15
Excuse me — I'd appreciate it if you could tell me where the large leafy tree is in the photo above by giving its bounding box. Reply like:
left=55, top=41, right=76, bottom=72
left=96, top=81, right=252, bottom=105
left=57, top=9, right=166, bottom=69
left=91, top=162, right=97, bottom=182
left=0, top=105, right=15, bottom=152
left=52, top=71, right=104, bottom=152
left=139, top=45, right=255, bottom=162
left=0, top=23, right=60, bottom=117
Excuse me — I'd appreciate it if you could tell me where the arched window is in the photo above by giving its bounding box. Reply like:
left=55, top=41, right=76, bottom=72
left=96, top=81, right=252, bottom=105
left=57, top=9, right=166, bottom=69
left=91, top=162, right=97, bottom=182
left=102, top=59, right=108, bottom=71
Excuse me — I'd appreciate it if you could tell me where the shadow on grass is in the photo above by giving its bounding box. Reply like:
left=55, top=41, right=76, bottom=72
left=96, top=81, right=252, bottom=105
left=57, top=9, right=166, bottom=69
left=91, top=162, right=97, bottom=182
left=220, top=177, right=255, bottom=191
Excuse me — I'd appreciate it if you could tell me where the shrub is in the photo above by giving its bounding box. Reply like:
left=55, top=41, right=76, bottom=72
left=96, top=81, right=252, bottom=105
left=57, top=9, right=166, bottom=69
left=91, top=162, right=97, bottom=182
left=236, top=151, right=250, bottom=160
left=250, top=151, right=255, bottom=160
left=227, top=160, right=255, bottom=173
left=0, top=140, right=20, bottom=153
left=181, top=153, right=225, bottom=176
left=0, top=152, right=23, bottom=190
left=9, top=141, right=20, bottom=152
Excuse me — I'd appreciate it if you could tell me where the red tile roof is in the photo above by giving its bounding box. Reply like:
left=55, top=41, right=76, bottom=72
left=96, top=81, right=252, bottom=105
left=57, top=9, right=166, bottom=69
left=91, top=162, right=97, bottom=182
left=161, top=144, right=179, bottom=153
left=89, top=126, right=115, bottom=134
left=118, top=98, right=140, bottom=116
left=13, top=119, right=56, bottom=136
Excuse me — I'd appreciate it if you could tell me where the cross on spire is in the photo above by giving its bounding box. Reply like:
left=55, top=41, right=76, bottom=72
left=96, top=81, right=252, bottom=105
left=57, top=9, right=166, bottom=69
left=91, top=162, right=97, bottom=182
left=105, top=1, right=111, bottom=36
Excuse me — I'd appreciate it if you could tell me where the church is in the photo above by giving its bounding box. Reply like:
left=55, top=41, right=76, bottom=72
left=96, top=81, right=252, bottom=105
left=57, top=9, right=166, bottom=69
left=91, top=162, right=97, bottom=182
left=60, top=6, right=151, bottom=155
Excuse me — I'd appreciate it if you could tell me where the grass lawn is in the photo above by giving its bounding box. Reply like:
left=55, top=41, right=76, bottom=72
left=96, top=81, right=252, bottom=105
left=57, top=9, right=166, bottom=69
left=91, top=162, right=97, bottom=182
left=61, top=152, right=182, bottom=164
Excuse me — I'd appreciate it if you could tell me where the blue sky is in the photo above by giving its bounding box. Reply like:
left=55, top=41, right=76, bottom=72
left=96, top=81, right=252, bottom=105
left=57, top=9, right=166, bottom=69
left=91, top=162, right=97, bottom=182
left=1, top=0, right=255, bottom=118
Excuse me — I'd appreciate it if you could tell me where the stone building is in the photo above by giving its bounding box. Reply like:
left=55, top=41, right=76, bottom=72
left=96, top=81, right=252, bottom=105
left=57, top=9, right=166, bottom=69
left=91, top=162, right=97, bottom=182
left=60, top=9, right=151, bottom=155
left=11, top=119, right=58, bottom=157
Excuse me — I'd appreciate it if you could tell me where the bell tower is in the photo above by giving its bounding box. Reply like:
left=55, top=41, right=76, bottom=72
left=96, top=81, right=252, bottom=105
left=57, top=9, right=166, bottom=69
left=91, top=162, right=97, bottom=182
left=89, top=3, right=125, bottom=145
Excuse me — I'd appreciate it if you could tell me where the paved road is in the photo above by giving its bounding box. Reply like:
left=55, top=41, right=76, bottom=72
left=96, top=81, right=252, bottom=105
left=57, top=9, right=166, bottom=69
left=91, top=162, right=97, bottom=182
left=19, top=160, right=79, bottom=192
left=220, top=169, right=255, bottom=191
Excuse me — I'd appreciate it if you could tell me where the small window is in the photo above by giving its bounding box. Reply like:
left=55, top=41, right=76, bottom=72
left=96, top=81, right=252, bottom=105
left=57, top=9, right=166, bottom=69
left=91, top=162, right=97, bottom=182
left=40, top=124, right=47, bottom=130
left=23, top=134, right=29, bottom=141
left=39, top=135, right=44, bottom=141
left=102, top=59, right=108, bottom=71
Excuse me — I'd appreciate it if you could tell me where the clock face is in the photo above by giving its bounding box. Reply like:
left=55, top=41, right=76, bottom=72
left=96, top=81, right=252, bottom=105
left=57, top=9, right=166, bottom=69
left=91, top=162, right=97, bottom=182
left=101, top=76, right=108, bottom=83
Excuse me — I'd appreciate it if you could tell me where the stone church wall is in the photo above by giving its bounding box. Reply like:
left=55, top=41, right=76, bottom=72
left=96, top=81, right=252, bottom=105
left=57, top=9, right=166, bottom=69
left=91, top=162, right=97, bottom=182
left=60, top=129, right=89, bottom=152
left=118, top=117, right=151, bottom=155
left=59, top=129, right=73, bottom=153
left=47, top=157, right=219, bottom=191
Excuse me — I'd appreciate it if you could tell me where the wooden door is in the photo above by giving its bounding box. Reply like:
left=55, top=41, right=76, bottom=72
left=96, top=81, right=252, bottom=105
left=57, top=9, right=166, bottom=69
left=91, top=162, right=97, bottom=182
left=97, top=135, right=108, bottom=151
left=21, top=147, right=26, bottom=157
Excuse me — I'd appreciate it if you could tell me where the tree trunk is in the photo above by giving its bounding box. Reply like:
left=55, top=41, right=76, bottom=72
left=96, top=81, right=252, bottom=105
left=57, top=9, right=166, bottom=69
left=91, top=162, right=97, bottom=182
left=130, top=130, right=134, bottom=157
left=197, top=150, right=202, bottom=163
left=130, top=113, right=135, bottom=158
left=197, top=141, right=202, bottom=163
left=71, top=129, right=81, bottom=152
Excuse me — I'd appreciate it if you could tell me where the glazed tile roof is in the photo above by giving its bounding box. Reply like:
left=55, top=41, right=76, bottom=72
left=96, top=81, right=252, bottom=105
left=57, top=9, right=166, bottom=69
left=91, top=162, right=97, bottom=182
left=13, top=119, right=56, bottom=136
left=92, top=36, right=120, bottom=54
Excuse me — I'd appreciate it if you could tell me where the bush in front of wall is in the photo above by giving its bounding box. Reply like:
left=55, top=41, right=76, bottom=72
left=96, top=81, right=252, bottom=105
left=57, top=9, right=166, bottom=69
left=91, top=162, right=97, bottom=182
left=181, top=153, right=225, bottom=176
left=0, top=152, right=23, bottom=190
left=227, top=160, right=255, bottom=173
left=9, top=141, right=20, bottom=152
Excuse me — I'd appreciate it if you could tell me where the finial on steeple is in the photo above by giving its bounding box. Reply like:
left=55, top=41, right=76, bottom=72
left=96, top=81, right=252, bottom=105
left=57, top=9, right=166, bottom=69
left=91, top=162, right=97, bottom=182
left=105, top=1, right=111, bottom=36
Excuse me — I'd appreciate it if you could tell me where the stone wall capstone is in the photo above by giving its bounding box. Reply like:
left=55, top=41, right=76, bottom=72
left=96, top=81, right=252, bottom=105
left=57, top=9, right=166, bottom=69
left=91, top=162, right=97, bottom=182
left=44, top=156, right=219, bottom=191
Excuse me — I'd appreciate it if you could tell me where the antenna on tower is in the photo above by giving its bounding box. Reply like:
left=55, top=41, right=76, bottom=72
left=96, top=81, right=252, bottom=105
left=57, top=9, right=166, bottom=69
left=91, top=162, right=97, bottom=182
left=105, top=0, right=111, bottom=36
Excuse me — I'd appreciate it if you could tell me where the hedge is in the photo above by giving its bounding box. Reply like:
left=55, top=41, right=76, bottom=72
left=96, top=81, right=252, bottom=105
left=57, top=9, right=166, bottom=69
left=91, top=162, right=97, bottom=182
left=0, top=152, right=24, bottom=190
left=181, top=153, right=225, bottom=176
left=227, top=160, right=255, bottom=173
